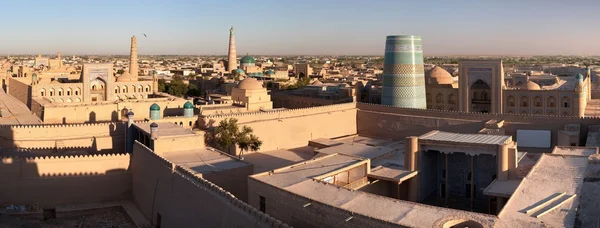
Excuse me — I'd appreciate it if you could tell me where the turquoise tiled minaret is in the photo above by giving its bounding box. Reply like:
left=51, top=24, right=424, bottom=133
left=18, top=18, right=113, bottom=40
left=381, top=35, right=426, bottom=109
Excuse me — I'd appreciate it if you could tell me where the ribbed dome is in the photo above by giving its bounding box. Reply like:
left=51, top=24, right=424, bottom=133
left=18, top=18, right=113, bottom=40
left=427, top=66, right=453, bottom=85
left=525, top=81, right=541, bottom=90
left=183, top=101, right=194, bottom=109
left=117, top=72, right=136, bottom=82
left=237, top=78, right=263, bottom=90
left=150, top=103, right=160, bottom=111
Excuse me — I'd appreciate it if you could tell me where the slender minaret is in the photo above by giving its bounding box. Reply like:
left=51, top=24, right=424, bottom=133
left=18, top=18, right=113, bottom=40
left=129, top=36, right=139, bottom=80
left=227, top=26, right=237, bottom=72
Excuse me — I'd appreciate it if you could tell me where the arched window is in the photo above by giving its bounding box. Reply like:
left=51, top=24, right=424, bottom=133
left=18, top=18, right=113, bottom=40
left=115, top=86, right=120, bottom=94
left=130, top=85, right=136, bottom=93
left=534, top=96, right=542, bottom=107
left=123, top=86, right=128, bottom=93
left=481, top=91, right=488, bottom=100
left=436, top=93, right=443, bottom=103
left=40, top=89, right=46, bottom=97
left=49, top=89, right=55, bottom=96
left=521, top=96, right=528, bottom=107
left=75, top=88, right=80, bottom=96
left=448, top=94, right=456, bottom=104
left=58, top=88, right=63, bottom=96
left=507, top=96, right=515, bottom=107
left=547, top=97, right=555, bottom=107
left=138, top=85, right=143, bottom=92
left=562, top=96, right=570, bottom=108
left=145, top=86, right=150, bottom=92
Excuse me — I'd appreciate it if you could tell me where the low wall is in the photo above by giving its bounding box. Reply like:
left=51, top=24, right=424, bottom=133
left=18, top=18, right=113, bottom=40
left=131, top=142, right=287, bottom=228
left=248, top=178, right=402, bottom=228
left=0, top=154, right=131, bottom=208
left=201, top=103, right=358, bottom=151
left=0, top=122, right=126, bottom=154
left=356, top=103, right=600, bottom=149
left=271, top=92, right=336, bottom=109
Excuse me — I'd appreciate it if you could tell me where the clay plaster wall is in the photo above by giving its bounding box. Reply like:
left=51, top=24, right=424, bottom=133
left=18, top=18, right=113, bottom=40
left=201, top=103, right=357, bottom=151
left=0, top=122, right=126, bottom=154
left=41, top=99, right=188, bottom=123
left=8, top=77, right=32, bottom=107
left=248, top=178, right=403, bottom=228
left=0, top=154, right=131, bottom=207
left=356, top=103, right=598, bottom=149
left=131, top=142, right=287, bottom=228
left=153, top=133, right=205, bottom=154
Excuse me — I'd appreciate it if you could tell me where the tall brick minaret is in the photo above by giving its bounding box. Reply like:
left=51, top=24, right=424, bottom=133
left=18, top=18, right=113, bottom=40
left=227, top=26, right=237, bottom=72
left=130, top=36, right=139, bottom=80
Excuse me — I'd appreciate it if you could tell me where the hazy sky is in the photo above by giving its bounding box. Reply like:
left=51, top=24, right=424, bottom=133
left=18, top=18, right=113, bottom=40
left=1, top=0, right=599, bottom=56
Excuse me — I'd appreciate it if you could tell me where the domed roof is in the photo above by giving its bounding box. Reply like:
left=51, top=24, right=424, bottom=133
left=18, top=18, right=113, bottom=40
left=183, top=101, right=194, bottom=109
left=525, top=81, right=541, bottom=90
left=311, top=80, right=323, bottom=85
left=266, top=69, right=275, bottom=75
left=117, top=72, right=135, bottom=82
left=240, top=55, right=256, bottom=64
left=150, top=103, right=160, bottom=111
left=237, top=78, right=263, bottom=90
left=150, top=122, right=158, bottom=128
left=234, top=69, right=245, bottom=75
left=575, top=73, right=584, bottom=80
left=427, top=66, right=453, bottom=85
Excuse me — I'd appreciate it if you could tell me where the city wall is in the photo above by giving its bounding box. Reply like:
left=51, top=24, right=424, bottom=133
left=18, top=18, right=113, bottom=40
left=0, top=153, right=131, bottom=208
left=356, top=103, right=600, bottom=148
left=41, top=98, right=189, bottom=123
left=0, top=122, right=126, bottom=154
left=248, top=178, right=403, bottom=228
left=200, top=103, right=358, bottom=151
left=131, top=142, right=287, bottom=228
left=8, top=77, right=32, bottom=107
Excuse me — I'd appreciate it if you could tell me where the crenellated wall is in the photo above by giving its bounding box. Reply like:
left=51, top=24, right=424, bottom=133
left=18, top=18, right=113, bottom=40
left=200, top=103, right=358, bottom=151
left=131, top=142, right=288, bottom=228
left=0, top=122, right=126, bottom=155
left=0, top=153, right=131, bottom=207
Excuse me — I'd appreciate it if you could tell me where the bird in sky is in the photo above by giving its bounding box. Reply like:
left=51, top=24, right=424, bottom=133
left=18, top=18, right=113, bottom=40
left=143, top=33, right=147, bottom=38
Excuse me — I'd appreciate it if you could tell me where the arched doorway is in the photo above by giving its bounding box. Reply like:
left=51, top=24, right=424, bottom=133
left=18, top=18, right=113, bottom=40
left=470, top=79, right=490, bottom=113
left=90, top=78, right=107, bottom=102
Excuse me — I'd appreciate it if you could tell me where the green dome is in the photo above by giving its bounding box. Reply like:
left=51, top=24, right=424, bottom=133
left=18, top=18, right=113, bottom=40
left=183, top=101, right=194, bottom=109
left=240, top=55, right=256, bottom=64
left=266, top=69, right=275, bottom=75
left=576, top=73, right=584, bottom=80
left=150, top=103, right=160, bottom=111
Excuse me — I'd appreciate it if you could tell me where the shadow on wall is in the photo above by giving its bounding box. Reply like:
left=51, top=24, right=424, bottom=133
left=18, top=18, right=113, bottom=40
left=0, top=123, right=126, bottom=157
left=0, top=130, right=132, bottom=211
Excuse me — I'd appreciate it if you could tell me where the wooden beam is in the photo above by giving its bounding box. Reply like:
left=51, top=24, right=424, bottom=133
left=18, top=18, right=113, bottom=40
left=524, top=192, right=566, bottom=215
left=535, top=194, right=577, bottom=218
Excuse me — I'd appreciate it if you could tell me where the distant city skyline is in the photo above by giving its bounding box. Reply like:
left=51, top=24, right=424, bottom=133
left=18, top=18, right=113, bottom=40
left=1, top=0, right=599, bottom=56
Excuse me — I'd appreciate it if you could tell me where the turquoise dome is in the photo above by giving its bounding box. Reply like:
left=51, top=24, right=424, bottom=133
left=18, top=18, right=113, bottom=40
left=234, top=69, right=245, bottom=74
left=576, top=73, right=584, bottom=80
left=183, top=101, right=194, bottom=109
left=240, top=55, right=256, bottom=64
left=266, top=69, right=275, bottom=75
left=150, top=103, right=160, bottom=111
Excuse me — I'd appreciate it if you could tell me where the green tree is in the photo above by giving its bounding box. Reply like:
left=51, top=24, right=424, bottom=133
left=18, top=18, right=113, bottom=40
left=207, top=118, right=262, bottom=159
left=158, top=79, right=167, bottom=92
left=166, top=78, right=188, bottom=97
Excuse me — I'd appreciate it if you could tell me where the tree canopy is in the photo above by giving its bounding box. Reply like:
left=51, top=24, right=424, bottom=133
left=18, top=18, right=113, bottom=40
left=206, top=118, right=262, bottom=159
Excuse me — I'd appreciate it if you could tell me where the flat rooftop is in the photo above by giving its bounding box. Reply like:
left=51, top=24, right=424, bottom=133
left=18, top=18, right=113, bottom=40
left=551, top=146, right=598, bottom=157
left=499, top=154, right=588, bottom=227
left=368, top=163, right=416, bottom=183
left=483, top=179, right=521, bottom=198
left=315, top=143, right=397, bottom=161
left=134, top=122, right=196, bottom=137
left=419, top=130, right=512, bottom=146
left=251, top=154, right=498, bottom=227
left=162, top=148, right=250, bottom=174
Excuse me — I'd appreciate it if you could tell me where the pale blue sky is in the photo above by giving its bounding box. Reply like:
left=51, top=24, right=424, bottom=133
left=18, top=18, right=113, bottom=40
left=1, top=0, right=599, bottom=55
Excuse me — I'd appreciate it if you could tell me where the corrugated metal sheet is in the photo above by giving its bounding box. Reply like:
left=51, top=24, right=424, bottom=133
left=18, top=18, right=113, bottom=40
left=419, top=130, right=510, bottom=145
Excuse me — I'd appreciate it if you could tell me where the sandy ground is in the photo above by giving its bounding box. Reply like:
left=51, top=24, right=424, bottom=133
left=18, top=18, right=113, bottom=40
left=0, top=209, right=136, bottom=228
